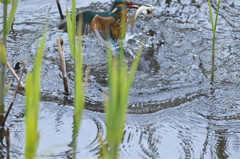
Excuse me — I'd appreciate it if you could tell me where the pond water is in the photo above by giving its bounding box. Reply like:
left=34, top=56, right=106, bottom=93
left=1, top=0, right=240, bottom=158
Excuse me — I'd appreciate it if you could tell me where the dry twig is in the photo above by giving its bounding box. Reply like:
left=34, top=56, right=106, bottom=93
left=1, top=60, right=27, bottom=126
left=6, top=62, right=24, bottom=88
left=57, top=38, right=69, bottom=93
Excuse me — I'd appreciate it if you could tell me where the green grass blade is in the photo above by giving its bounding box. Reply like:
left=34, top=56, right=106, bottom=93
left=74, top=13, right=84, bottom=130
left=104, top=9, right=142, bottom=157
left=72, top=19, right=84, bottom=159
left=0, top=63, right=6, bottom=110
left=66, top=10, right=75, bottom=57
left=6, top=0, right=18, bottom=35
left=214, top=0, right=221, bottom=34
left=70, top=5, right=87, bottom=159
left=0, top=3, right=8, bottom=114
left=208, top=0, right=221, bottom=82
left=2, top=1, right=8, bottom=39
left=207, top=0, right=215, bottom=34
left=0, top=0, right=11, bottom=4
left=0, top=39, right=7, bottom=65
left=71, top=0, right=76, bottom=41
left=99, top=135, right=110, bottom=159
left=25, top=73, right=38, bottom=159
left=25, top=31, right=46, bottom=159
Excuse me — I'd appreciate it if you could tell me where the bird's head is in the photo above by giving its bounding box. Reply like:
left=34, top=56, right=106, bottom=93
left=110, top=0, right=141, bottom=13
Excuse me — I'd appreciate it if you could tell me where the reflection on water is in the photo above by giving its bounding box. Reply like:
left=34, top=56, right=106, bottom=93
left=0, top=0, right=240, bottom=158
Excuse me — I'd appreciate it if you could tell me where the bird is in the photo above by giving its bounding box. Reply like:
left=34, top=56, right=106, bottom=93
left=58, top=0, right=142, bottom=50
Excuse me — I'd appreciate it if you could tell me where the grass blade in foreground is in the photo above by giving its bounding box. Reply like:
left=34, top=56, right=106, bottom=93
left=104, top=9, right=142, bottom=156
left=99, top=7, right=143, bottom=158
left=0, top=40, right=7, bottom=110
left=104, top=47, right=141, bottom=159
left=66, top=9, right=75, bottom=57
left=0, top=1, right=8, bottom=122
left=66, top=1, right=87, bottom=158
left=0, top=0, right=18, bottom=122
left=72, top=17, right=86, bottom=159
left=6, top=0, right=18, bottom=36
left=25, top=32, right=46, bottom=159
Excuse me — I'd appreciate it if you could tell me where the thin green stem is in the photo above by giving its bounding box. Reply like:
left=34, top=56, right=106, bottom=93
left=0, top=3, right=8, bottom=112
left=211, top=36, right=216, bottom=82
left=3, top=3, right=8, bottom=40
left=214, top=0, right=221, bottom=34
left=208, top=0, right=215, bottom=34
left=0, top=64, right=5, bottom=110
left=72, top=0, right=76, bottom=54
left=208, top=0, right=221, bottom=82
left=69, top=1, right=86, bottom=158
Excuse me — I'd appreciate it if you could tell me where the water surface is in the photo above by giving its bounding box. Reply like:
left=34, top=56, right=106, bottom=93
left=0, top=0, right=240, bottom=158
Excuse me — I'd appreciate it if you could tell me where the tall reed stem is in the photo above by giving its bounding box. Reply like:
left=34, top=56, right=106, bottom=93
left=0, top=3, right=8, bottom=116
left=66, top=0, right=86, bottom=158
left=211, top=36, right=216, bottom=82
left=208, top=0, right=221, bottom=82
left=25, top=32, right=46, bottom=159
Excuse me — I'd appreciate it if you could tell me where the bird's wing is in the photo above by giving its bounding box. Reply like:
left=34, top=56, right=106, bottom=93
left=58, top=12, right=93, bottom=35
left=91, top=15, right=118, bottom=46
left=58, top=19, right=92, bottom=35
left=76, top=13, right=93, bottom=35
left=79, top=20, right=92, bottom=35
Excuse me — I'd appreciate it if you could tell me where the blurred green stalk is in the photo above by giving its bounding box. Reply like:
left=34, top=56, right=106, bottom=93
left=208, top=0, right=221, bottom=82
left=0, top=1, right=8, bottom=116
left=25, top=32, right=46, bottom=159
left=0, top=0, right=18, bottom=121
left=104, top=48, right=141, bottom=159
left=103, top=9, right=142, bottom=159
left=66, top=0, right=86, bottom=158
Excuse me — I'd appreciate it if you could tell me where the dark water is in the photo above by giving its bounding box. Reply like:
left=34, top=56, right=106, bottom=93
left=1, top=0, right=240, bottom=158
